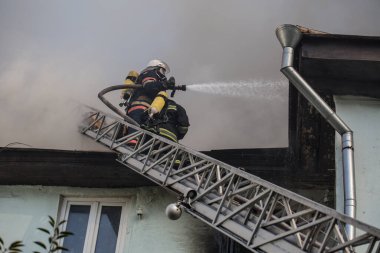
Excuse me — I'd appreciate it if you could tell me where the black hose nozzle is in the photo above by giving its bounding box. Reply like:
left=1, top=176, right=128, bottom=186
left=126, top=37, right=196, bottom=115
left=170, top=85, right=186, bottom=97
left=174, top=85, right=186, bottom=91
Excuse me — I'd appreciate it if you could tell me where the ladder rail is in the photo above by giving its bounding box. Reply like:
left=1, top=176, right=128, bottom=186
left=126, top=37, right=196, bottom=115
left=81, top=107, right=380, bottom=253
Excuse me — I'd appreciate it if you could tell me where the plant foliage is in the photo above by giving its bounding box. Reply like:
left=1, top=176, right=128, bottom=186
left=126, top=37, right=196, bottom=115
left=34, top=216, right=73, bottom=253
left=0, top=216, right=73, bottom=253
left=0, top=238, right=24, bottom=253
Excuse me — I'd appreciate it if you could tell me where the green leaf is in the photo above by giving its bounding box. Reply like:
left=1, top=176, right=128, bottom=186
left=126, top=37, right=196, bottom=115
left=33, top=251, right=41, bottom=253
left=57, top=235, right=69, bottom=240
left=9, top=246, right=24, bottom=251
left=9, top=241, right=24, bottom=249
left=9, top=249, right=23, bottom=253
left=37, top=227, right=51, bottom=235
left=48, top=216, right=55, bottom=227
left=60, top=231, right=74, bottom=236
left=34, top=241, right=47, bottom=249
left=58, top=220, right=67, bottom=226
left=0, top=236, right=3, bottom=245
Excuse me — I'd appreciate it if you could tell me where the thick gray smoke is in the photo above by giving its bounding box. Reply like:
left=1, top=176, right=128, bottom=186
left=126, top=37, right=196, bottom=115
left=1, top=0, right=379, bottom=151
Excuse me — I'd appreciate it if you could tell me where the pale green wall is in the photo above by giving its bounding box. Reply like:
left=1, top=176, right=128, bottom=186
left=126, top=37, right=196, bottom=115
left=334, top=96, right=380, bottom=229
left=0, top=186, right=60, bottom=248
left=0, top=185, right=217, bottom=253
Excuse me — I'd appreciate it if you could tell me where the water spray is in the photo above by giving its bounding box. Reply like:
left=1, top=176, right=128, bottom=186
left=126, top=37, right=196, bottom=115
left=186, top=80, right=287, bottom=99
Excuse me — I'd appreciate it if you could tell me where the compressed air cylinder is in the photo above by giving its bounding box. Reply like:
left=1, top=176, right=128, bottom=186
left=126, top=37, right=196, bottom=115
left=150, top=91, right=168, bottom=115
left=124, top=70, right=139, bottom=85
left=121, top=70, right=139, bottom=98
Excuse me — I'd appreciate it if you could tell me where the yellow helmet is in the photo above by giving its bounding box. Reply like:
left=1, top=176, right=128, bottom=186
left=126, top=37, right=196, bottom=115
left=124, top=70, right=139, bottom=85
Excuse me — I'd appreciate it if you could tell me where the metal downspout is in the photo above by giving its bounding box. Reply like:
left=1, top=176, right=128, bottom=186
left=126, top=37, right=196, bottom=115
left=275, top=24, right=356, bottom=239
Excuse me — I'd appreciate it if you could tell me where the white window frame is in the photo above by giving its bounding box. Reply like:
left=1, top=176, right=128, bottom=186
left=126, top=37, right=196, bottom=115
left=59, top=197, right=128, bottom=253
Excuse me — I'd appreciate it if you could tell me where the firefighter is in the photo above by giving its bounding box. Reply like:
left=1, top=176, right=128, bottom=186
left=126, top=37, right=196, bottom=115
left=126, top=59, right=174, bottom=145
left=142, top=99, right=189, bottom=167
left=141, top=98, right=190, bottom=143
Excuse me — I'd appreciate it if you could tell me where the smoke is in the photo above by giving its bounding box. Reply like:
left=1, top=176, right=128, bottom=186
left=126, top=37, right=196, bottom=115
left=0, top=54, right=109, bottom=150
left=0, top=0, right=379, bottom=151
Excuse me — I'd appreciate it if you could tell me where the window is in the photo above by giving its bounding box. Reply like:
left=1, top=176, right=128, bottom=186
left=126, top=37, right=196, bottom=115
left=59, top=198, right=128, bottom=253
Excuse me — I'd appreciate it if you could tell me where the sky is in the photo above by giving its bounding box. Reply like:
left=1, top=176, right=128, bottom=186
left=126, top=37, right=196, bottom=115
left=0, top=0, right=380, bottom=151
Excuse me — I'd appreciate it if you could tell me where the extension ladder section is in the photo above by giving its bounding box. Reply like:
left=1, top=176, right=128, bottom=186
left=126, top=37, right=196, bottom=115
left=82, top=107, right=380, bottom=253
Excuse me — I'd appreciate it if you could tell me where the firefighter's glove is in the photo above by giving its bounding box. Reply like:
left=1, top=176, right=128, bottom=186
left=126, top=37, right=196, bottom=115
left=165, top=76, right=176, bottom=90
left=141, top=109, right=156, bottom=123
left=141, top=113, right=158, bottom=134
left=140, top=111, right=150, bottom=125
left=148, top=107, right=159, bottom=118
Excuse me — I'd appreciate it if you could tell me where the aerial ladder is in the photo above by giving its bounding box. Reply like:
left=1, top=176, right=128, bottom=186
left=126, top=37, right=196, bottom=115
left=81, top=106, right=380, bottom=253
left=81, top=25, right=380, bottom=253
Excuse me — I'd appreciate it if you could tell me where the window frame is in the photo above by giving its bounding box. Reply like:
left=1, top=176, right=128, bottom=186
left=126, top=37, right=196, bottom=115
left=59, top=197, right=129, bottom=253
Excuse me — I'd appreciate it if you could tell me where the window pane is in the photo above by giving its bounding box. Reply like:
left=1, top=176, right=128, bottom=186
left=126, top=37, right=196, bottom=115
left=63, top=205, right=91, bottom=253
left=94, top=206, right=122, bottom=253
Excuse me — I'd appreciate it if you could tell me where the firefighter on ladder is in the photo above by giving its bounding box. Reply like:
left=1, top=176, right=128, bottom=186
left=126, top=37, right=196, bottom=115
left=121, top=59, right=175, bottom=145
left=141, top=98, right=190, bottom=143
left=141, top=98, right=190, bottom=167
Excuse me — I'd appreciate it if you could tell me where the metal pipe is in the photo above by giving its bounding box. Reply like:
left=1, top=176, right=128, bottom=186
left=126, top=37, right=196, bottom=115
left=281, top=47, right=294, bottom=69
left=281, top=67, right=351, bottom=135
left=342, top=132, right=356, bottom=240
left=276, top=24, right=356, bottom=239
left=98, top=84, right=141, bottom=126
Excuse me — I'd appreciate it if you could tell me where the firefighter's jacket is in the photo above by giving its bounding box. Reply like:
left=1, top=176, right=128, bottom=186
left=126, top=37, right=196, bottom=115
left=131, top=66, right=167, bottom=104
left=127, top=66, right=168, bottom=119
left=142, top=100, right=189, bottom=142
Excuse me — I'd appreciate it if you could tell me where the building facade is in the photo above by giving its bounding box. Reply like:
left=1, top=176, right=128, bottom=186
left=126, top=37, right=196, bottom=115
left=1, top=29, right=380, bottom=253
left=0, top=149, right=218, bottom=253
